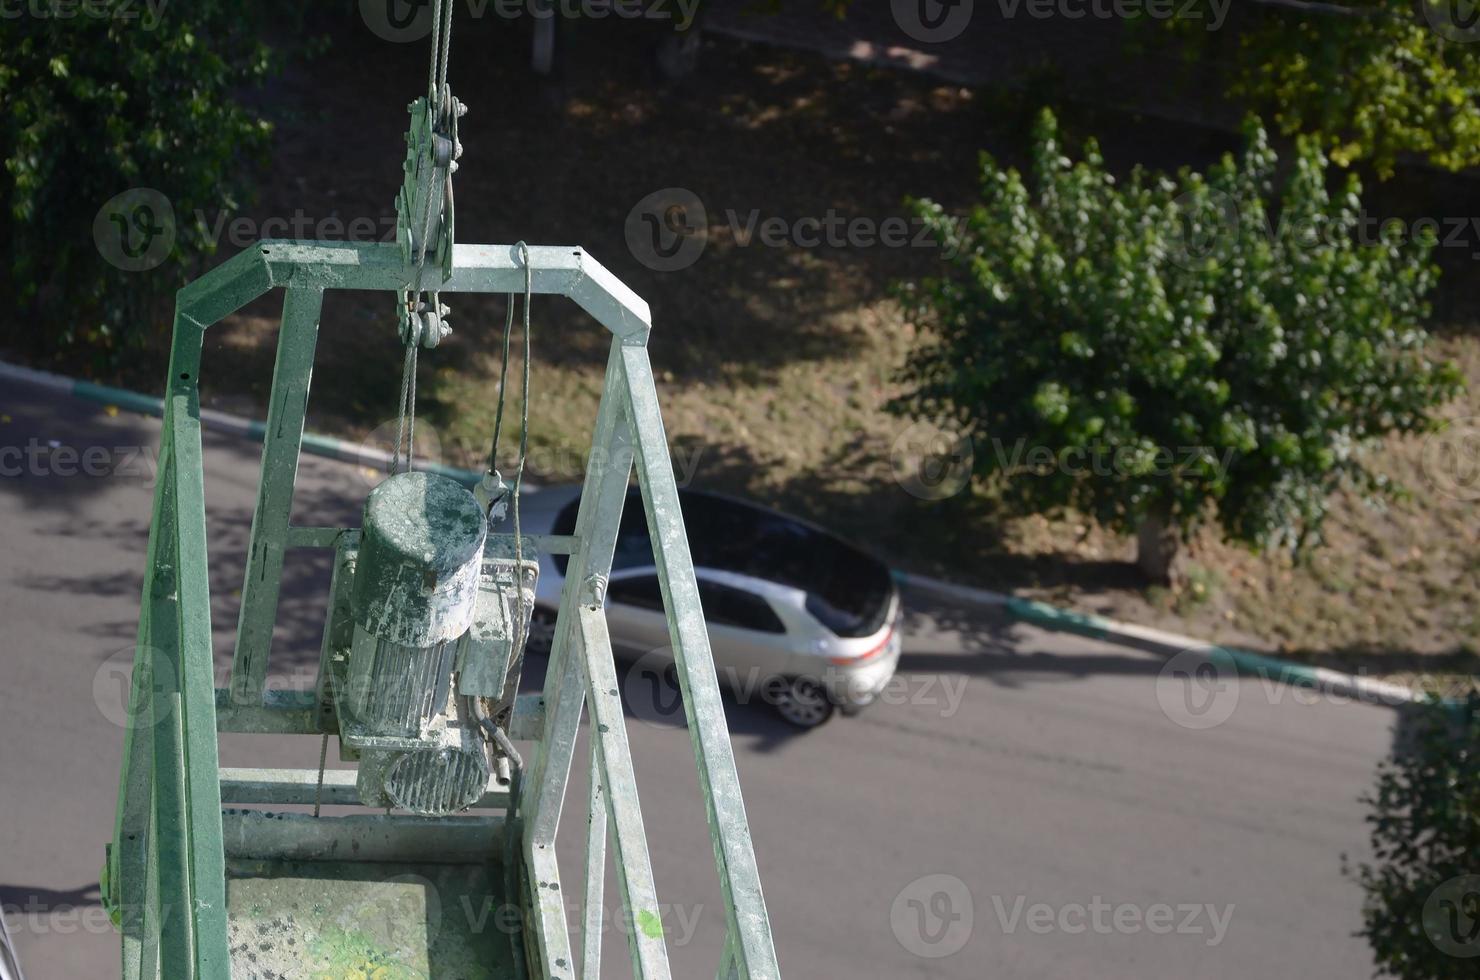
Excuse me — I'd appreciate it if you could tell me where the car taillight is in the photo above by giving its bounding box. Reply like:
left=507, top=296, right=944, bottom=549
left=828, top=625, right=893, bottom=666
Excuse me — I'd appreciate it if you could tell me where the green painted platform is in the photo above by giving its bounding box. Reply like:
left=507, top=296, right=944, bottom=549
left=225, top=858, right=517, bottom=979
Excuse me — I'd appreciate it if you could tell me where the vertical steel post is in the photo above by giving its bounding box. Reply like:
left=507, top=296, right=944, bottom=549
left=619, top=344, right=780, bottom=980
left=582, top=739, right=606, bottom=980
left=524, top=343, right=635, bottom=975
left=577, top=605, right=671, bottom=978
left=229, top=287, right=325, bottom=705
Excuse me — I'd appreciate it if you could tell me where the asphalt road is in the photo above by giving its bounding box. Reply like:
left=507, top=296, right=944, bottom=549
left=0, top=381, right=1404, bottom=979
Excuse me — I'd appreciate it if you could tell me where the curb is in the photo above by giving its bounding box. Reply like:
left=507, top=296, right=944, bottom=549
left=0, top=359, right=488, bottom=489
left=893, top=571, right=1467, bottom=711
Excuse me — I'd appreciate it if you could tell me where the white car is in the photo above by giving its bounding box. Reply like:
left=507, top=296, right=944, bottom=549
left=496, top=485, right=902, bottom=728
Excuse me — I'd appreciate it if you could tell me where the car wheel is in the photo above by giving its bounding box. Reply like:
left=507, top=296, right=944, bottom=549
left=773, top=676, right=835, bottom=729
left=523, top=608, right=556, bottom=657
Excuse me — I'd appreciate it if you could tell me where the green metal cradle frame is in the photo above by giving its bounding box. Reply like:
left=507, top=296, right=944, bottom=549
left=105, top=239, right=780, bottom=979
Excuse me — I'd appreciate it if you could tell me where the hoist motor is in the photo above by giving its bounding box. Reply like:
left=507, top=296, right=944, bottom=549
left=334, top=470, right=532, bottom=816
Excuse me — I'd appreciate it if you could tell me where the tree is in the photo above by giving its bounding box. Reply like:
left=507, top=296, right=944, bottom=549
left=0, top=2, right=291, bottom=371
left=1347, top=701, right=1480, bottom=978
left=893, top=110, right=1462, bottom=580
left=1167, top=1, right=1480, bottom=177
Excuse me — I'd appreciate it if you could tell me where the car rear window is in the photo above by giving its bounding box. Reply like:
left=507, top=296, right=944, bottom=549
left=699, top=580, right=787, bottom=634
left=606, top=574, right=664, bottom=611
left=553, top=488, right=891, bottom=638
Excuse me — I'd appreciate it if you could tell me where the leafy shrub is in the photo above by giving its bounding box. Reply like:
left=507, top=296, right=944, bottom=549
left=1167, top=1, right=1480, bottom=177
left=0, top=1, right=286, bottom=370
left=894, top=110, right=1461, bottom=558
left=1347, top=702, right=1480, bottom=978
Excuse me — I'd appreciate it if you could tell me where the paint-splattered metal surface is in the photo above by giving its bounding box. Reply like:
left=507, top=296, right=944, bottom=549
left=226, top=859, right=514, bottom=979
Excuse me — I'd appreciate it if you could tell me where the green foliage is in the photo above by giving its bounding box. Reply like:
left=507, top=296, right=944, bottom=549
left=894, top=109, right=1462, bottom=551
left=1170, top=1, right=1480, bottom=177
left=0, top=1, right=284, bottom=369
left=1347, top=703, right=1480, bottom=978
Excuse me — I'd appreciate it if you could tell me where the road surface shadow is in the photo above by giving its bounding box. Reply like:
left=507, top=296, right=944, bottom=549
left=0, top=882, right=101, bottom=910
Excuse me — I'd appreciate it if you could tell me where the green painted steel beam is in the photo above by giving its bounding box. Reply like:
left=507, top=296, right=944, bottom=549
left=231, top=286, right=325, bottom=705
left=251, top=241, right=652, bottom=340
left=620, top=343, right=780, bottom=980
left=218, top=767, right=512, bottom=810
left=219, top=810, right=504, bottom=863
left=576, top=605, right=671, bottom=978
left=527, top=846, right=575, bottom=979
left=526, top=342, right=636, bottom=850
left=167, top=391, right=231, bottom=978
left=175, top=243, right=273, bottom=328
left=582, top=738, right=607, bottom=980
left=110, top=442, right=173, bottom=980
left=522, top=345, right=637, bottom=975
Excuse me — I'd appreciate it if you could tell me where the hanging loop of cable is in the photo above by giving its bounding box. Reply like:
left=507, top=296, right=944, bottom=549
left=486, top=290, right=517, bottom=477
left=510, top=242, right=534, bottom=661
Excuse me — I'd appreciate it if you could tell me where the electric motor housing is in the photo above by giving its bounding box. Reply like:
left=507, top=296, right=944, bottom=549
left=346, top=470, right=486, bottom=736
left=343, top=471, right=491, bottom=815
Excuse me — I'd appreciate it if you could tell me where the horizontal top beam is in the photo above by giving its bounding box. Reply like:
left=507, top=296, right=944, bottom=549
left=177, top=241, right=651, bottom=342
